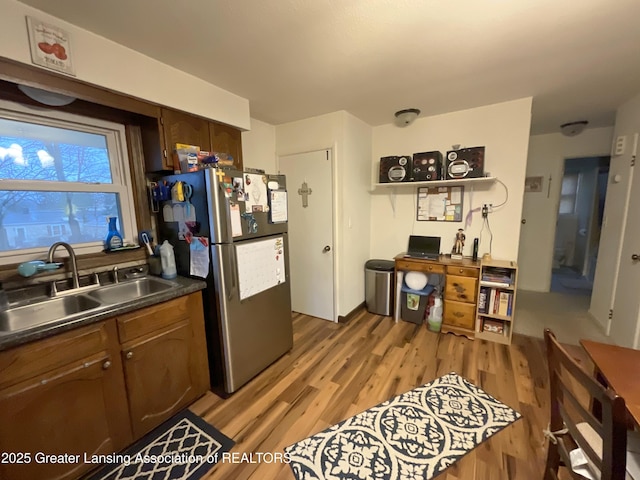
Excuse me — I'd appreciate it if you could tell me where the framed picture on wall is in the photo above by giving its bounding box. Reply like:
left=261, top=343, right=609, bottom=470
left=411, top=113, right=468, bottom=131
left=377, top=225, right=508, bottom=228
left=25, top=16, right=75, bottom=76
left=525, top=176, right=543, bottom=193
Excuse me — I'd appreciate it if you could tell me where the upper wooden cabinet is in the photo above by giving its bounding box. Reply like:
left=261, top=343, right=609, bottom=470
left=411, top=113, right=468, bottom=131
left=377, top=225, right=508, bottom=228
left=162, top=108, right=212, bottom=156
left=209, top=121, right=243, bottom=171
left=142, top=107, right=243, bottom=172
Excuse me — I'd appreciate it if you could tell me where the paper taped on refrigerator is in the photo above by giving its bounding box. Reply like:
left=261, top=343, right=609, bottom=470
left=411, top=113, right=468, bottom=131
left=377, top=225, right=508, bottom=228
left=236, top=236, right=287, bottom=300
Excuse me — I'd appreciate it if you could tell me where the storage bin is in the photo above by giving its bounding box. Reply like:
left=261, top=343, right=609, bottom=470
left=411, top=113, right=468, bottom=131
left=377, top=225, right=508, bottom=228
left=400, top=283, right=434, bottom=324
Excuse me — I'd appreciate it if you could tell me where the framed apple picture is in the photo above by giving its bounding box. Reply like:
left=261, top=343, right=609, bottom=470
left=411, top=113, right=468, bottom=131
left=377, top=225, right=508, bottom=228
left=26, top=16, right=75, bottom=76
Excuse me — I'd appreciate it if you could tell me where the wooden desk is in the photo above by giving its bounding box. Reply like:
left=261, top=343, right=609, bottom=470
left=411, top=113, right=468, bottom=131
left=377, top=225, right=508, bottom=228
left=580, top=339, right=640, bottom=426
left=394, top=254, right=481, bottom=339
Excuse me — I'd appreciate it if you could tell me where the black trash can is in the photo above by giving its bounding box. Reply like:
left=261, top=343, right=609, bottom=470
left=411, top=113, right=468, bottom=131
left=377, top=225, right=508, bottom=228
left=365, top=259, right=395, bottom=316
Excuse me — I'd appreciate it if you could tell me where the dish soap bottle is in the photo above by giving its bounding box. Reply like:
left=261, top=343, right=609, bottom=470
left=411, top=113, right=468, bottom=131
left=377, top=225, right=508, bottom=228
left=104, top=217, right=124, bottom=251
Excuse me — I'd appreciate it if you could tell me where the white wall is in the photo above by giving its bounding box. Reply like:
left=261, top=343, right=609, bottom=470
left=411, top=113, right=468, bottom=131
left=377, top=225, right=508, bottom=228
left=519, top=127, right=613, bottom=291
left=241, top=118, right=276, bottom=172
left=341, top=113, right=373, bottom=316
left=276, top=111, right=372, bottom=318
left=370, top=98, right=532, bottom=262
left=0, top=0, right=250, bottom=129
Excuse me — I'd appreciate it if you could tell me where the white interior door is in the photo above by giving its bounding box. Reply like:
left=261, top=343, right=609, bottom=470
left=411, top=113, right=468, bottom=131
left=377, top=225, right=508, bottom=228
left=278, top=150, right=335, bottom=321
left=590, top=154, right=633, bottom=333
left=610, top=136, right=640, bottom=346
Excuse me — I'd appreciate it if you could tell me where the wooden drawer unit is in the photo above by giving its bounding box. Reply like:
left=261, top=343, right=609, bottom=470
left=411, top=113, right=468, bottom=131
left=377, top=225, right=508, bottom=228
left=117, top=294, right=190, bottom=343
left=0, top=322, right=110, bottom=389
left=443, top=299, right=476, bottom=329
left=396, top=260, right=445, bottom=275
left=446, top=265, right=479, bottom=278
left=445, top=275, right=478, bottom=304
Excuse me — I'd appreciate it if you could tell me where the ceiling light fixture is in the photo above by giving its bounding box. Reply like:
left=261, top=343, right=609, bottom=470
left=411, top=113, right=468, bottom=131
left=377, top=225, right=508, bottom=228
left=17, top=84, right=76, bottom=107
left=560, top=120, right=589, bottom=137
left=394, top=108, right=420, bottom=127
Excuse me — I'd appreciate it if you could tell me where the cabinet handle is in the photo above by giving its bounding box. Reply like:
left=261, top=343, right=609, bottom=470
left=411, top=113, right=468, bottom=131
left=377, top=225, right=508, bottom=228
left=126, top=351, right=134, bottom=360
left=459, top=269, right=464, bottom=273
left=102, top=360, right=112, bottom=370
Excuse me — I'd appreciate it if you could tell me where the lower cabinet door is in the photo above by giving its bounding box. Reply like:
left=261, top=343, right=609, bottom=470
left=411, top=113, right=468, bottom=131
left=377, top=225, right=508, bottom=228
left=121, top=320, right=201, bottom=438
left=443, top=299, right=476, bottom=329
left=0, top=352, right=130, bottom=480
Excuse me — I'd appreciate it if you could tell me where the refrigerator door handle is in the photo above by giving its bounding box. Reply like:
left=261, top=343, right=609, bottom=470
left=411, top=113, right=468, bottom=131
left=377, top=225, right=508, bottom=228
left=221, top=245, right=238, bottom=302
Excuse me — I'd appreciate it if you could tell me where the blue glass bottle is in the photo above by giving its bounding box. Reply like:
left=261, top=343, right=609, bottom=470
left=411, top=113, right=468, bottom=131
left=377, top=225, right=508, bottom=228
left=105, top=217, right=123, bottom=251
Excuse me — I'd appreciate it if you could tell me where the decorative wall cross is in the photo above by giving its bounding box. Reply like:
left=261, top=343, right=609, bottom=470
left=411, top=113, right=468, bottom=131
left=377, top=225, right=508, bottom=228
left=298, top=181, right=312, bottom=208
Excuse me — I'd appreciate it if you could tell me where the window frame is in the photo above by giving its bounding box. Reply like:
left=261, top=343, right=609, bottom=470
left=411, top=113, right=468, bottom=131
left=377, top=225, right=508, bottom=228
left=0, top=98, right=137, bottom=264
left=558, top=172, right=580, bottom=216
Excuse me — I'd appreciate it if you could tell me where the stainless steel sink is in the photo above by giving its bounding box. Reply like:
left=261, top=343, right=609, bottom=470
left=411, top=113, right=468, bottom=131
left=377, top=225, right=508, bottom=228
left=86, top=277, right=176, bottom=304
left=0, top=295, right=102, bottom=332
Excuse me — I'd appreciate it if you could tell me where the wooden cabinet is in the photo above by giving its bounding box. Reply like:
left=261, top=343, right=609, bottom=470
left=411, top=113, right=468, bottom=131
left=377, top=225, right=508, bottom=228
left=442, top=263, right=480, bottom=339
left=162, top=108, right=212, bottom=154
left=209, top=121, right=243, bottom=170
left=142, top=108, right=243, bottom=172
left=475, top=259, right=518, bottom=345
left=0, top=322, right=131, bottom=480
left=117, top=294, right=209, bottom=437
left=0, top=292, right=209, bottom=479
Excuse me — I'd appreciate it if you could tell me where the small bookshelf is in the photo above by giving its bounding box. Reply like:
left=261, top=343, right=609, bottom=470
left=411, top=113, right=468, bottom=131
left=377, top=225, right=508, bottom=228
left=475, top=259, right=518, bottom=345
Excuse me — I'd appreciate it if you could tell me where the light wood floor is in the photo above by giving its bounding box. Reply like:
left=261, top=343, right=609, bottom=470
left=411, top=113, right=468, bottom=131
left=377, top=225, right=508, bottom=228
left=190, top=309, right=580, bottom=480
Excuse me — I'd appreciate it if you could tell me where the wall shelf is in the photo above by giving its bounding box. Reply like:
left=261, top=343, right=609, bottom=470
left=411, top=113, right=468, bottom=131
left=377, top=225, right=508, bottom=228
left=372, top=176, right=497, bottom=189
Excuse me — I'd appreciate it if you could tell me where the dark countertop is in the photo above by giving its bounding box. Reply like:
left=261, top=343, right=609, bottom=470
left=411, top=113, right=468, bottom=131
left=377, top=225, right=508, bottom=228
left=0, top=275, right=207, bottom=352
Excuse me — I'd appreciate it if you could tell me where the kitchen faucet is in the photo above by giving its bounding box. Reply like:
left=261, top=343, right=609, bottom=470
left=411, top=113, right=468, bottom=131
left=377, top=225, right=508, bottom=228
left=48, top=242, right=80, bottom=292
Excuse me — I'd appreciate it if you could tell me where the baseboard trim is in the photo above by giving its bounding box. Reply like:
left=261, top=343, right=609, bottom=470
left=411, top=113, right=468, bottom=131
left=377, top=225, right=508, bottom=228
left=338, top=302, right=366, bottom=324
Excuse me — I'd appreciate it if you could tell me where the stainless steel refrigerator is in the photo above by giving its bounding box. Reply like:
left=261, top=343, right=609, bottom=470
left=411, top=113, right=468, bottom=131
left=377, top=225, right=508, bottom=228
left=158, top=168, right=292, bottom=394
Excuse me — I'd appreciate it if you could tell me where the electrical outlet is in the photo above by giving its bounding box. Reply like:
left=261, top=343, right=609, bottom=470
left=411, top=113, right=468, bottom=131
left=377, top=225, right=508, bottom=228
left=615, top=135, right=626, bottom=156
left=482, top=204, right=489, bottom=218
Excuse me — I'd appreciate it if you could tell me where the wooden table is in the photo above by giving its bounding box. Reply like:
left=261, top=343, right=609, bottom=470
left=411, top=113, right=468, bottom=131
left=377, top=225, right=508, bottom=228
left=580, top=339, right=640, bottom=425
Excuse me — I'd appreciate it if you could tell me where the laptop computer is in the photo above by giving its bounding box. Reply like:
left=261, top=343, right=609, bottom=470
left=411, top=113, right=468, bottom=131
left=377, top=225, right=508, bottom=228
left=405, top=235, right=441, bottom=260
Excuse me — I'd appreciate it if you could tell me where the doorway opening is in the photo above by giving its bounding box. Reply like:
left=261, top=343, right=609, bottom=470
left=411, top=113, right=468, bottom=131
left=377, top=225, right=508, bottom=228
left=550, top=156, right=610, bottom=296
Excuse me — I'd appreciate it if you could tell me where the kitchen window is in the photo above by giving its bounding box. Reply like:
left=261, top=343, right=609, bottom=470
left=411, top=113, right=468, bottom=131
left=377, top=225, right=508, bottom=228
left=0, top=99, right=136, bottom=264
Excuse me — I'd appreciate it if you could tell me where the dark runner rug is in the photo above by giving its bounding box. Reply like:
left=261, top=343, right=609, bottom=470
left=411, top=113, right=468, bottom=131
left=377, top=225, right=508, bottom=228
left=87, top=409, right=234, bottom=480
left=285, top=372, right=521, bottom=480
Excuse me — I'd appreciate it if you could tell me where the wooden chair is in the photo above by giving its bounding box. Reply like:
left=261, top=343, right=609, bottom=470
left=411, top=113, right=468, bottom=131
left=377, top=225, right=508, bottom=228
left=543, top=329, right=640, bottom=480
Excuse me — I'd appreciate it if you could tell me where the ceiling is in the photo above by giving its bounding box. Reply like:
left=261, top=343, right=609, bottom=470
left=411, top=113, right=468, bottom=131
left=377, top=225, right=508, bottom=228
left=18, top=0, right=640, bottom=134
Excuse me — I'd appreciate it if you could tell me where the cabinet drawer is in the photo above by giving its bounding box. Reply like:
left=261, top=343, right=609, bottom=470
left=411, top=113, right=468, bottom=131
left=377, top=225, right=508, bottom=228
left=443, top=300, right=476, bottom=329
left=117, top=295, right=190, bottom=343
left=445, top=275, right=478, bottom=303
left=396, top=260, right=445, bottom=274
left=0, top=322, right=109, bottom=389
left=446, top=265, right=479, bottom=278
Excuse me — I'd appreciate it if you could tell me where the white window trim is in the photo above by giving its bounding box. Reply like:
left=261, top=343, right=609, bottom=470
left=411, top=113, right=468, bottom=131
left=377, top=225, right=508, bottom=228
left=0, top=98, right=138, bottom=265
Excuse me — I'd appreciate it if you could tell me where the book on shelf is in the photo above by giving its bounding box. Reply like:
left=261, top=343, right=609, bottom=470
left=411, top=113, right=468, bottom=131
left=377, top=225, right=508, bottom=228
left=507, top=293, right=513, bottom=316
left=498, top=292, right=509, bottom=316
left=481, top=280, right=511, bottom=288
left=478, top=287, right=488, bottom=313
left=488, top=289, right=497, bottom=314
left=482, top=318, right=505, bottom=334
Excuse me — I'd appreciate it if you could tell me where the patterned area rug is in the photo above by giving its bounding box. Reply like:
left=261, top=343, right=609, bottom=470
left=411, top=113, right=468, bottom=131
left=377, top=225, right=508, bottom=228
left=88, top=409, right=234, bottom=480
left=285, top=372, right=521, bottom=480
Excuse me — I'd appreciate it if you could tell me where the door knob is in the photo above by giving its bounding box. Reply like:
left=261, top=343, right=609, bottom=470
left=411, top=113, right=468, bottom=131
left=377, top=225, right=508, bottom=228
left=126, top=351, right=134, bottom=359
left=632, top=254, right=640, bottom=261
left=521, top=219, right=526, bottom=224
left=323, top=245, right=331, bottom=253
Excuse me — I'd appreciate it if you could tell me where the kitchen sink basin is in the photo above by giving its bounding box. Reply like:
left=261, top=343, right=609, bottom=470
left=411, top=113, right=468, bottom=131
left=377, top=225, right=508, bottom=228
left=0, top=295, right=102, bottom=333
left=86, top=277, right=176, bottom=304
